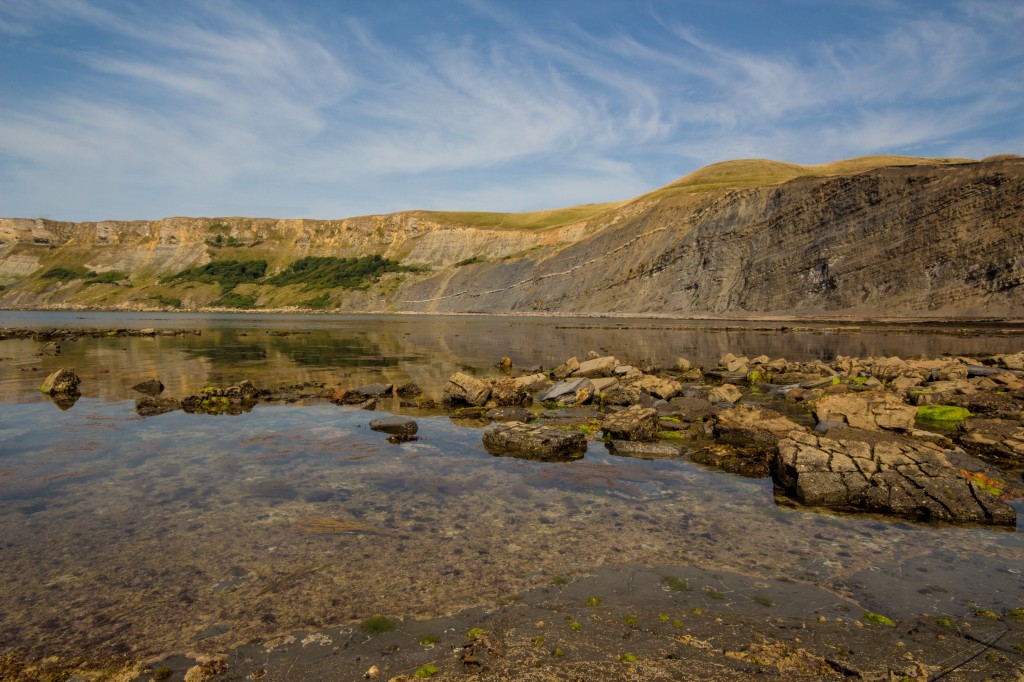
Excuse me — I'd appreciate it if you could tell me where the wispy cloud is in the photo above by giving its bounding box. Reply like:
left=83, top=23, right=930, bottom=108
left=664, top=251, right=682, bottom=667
left=0, top=0, right=1020, bottom=220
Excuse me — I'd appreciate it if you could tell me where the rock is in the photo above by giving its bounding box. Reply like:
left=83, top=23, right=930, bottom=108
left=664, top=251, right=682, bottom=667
left=692, top=444, right=775, bottom=478
left=491, top=379, right=533, bottom=407
left=39, top=368, right=80, bottom=395
left=668, top=396, right=714, bottom=421
left=357, top=398, right=377, bottom=410
left=994, top=351, right=1024, bottom=371
left=497, top=356, right=512, bottom=372
left=132, top=377, right=165, bottom=395
left=774, top=430, right=1015, bottom=525
left=573, top=355, right=617, bottom=378
left=675, top=357, right=692, bottom=371
left=713, top=404, right=805, bottom=450
left=537, top=378, right=594, bottom=403
left=442, top=372, right=491, bottom=406
left=601, top=404, right=659, bottom=441
left=637, top=375, right=682, bottom=400
left=486, top=406, right=531, bottom=422
left=813, top=392, right=916, bottom=432
left=590, top=377, right=619, bottom=394
left=512, top=373, right=550, bottom=392
left=369, top=416, right=419, bottom=439
left=957, top=418, right=1024, bottom=463
left=550, top=357, right=579, bottom=380
left=707, top=383, right=742, bottom=404
left=613, top=365, right=639, bottom=377
left=607, top=440, right=684, bottom=460
left=351, top=383, right=394, bottom=400
left=482, top=421, right=586, bottom=461
left=395, top=381, right=422, bottom=398
left=720, top=353, right=749, bottom=373
left=135, top=396, right=181, bottom=417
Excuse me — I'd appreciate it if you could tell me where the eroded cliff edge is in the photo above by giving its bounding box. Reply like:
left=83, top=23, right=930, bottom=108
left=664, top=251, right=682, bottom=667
left=1, top=155, right=1021, bottom=318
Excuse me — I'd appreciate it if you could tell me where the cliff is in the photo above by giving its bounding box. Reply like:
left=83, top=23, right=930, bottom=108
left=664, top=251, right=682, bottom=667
left=1, top=155, right=1021, bottom=319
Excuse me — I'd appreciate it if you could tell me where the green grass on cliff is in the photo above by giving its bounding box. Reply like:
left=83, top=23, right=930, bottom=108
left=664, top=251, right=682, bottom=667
left=407, top=201, right=624, bottom=231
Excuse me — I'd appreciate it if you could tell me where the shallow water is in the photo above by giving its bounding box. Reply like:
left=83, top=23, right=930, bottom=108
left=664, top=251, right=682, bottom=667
left=0, top=312, right=1021, bottom=665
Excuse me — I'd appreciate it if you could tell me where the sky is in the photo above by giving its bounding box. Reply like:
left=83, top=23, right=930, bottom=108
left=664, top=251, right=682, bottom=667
left=0, top=0, right=1021, bottom=221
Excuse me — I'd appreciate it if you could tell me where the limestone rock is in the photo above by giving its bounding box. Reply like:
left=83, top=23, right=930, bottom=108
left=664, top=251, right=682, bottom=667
left=511, top=373, right=550, bottom=392
left=708, top=383, right=742, bottom=404
left=601, top=404, right=659, bottom=442
left=813, top=392, right=916, bottom=432
left=135, top=396, right=181, bottom=417
left=607, top=440, right=684, bottom=460
left=442, top=372, right=491, bottom=406
left=637, top=375, right=682, bottom=400
left=395, top=381, right=422, bottom=398
left=692, top=444, right=775, bottom=478
left=537, top=378, right=594, bottom=404
left=573, top=355, right=617, bottom=378
left=486, top=406, right=531, bottom=422
left=774, top=430, right=1015, bottom=525
left=39, top=368, right=80, bottom=396
left=713, top=404, right=805, bottom=450
left=482, top=421, right=586, bottom=461
left=550, top=357, right=579, bottom=380
left=957, top=418, right=1024, bottom=462
left=132, top=377, right=165, bottom=396
left=491, top=379, right=533, bottom=407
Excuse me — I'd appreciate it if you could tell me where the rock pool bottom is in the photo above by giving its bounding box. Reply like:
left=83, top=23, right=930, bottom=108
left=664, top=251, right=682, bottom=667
left=0, top=400, right=1021, bottom=680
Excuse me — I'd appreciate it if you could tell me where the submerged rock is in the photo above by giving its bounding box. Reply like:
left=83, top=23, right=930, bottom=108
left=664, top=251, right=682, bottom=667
left=774, top=430, right=1016, bottom=525
left=482, top=421, right=586, bottom=461
left=607, top=440, right=683, bottom=460
left=368, top=416, right=419, bottom=440
left=136, top=396, right=181, bottom=417
left=486, top=406, right=532, bottom=422
left=39, top=368, right=80, bottom=396
left=691, top=444, right=775, bottom=478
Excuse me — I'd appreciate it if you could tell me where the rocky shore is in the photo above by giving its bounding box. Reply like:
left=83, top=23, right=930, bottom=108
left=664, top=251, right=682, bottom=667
left=34, top=339, right=1024, bottom=528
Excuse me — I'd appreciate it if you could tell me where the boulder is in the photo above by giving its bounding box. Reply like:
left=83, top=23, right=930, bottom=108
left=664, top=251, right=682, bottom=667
left=369, top=416, right=419, bottom=439
left=442, top=373, right=491, bottom=407
left=550, top=357, right=580, bottom=380
left=351, top=383, right=394, bottom=400
left=637, top=375, right=682, bottom=400
left=482, top=421, right=586, bottom=462
left=132, top=377, right=165, bottom=396
left=707, top=383, right=742, bottom=404
left=713, top=404, right=805, bottom=450
left=512, top=373, right=550, bottom=392
left=491, top=379, right=533, bottom=407
left=994, top=351, right=1024, bottom=371
left=601, top=404, right=659, bottom=442
left=607, top=440, right=684, bottom=460
left=774, top=430, right=1015, bottom=525
left=813, top=392, right=916, bottom=432
left=668, top=396, right=714, bottom=422
left=39, top=368, right=80, bottom=396
left=573, top=356, right=618, bottom=378
left=395, top=381, right=422, bottom=398
left=537, top=378, right=594, bottom=404
left=135, top=396, right=181, bottom=417
left=590, top=377, right=620, bottom=394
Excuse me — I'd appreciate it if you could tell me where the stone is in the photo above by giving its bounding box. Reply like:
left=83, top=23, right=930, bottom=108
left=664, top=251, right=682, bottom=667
left=491, top=379, right=533, bottom=407
left=957, top=418, right=1024, bottom=463
left=512, top=373, right=550, bottom=392
left=675, top=357, right=692, bottom=371
left=637, top=375, right=682, bottom=400
left=486, top=406, right=531, bottom=422
left=135, top=396, right=181, bottom=417
left=482, top=421, right=586, bottom=461
left=813, top=392, right=916, bottom=432
left=442, top=372, right=491, bottom=406
left=395, top=381, right=422, bottom=398
left=601, top=404, right=659, bottom=442
left=573, top=355, right=618, bottom=378
left=537, top=378, right=594, bottom=403
left=351, top=383, right=394, bottom=400
left=590, top=377, right=620, bottom=394
left=613, top=365, right=639, bottom=377
left=607, top=440, right=684, bottom=460
left=774, top=430, right=1015, bottom=525
left=713, top=404, right=805, bottom=450
left=132, top=377, right=165, bottom=396
left=692, top=444, right=775, bottom=478
left=550, top=357, right=580, bottom=380
left=707, top=383, right=742, bottom=404
left=668, top=396, right=714, bottom=421
left=994, top=351, right=1024, bottom=371
left=369, top=416, right=419, bottom=438
left=39, top=368, right=80, bottom=395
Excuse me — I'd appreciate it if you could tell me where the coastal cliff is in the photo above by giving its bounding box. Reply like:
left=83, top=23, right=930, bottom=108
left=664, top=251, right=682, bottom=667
left=1, top=155, right=1021, bottom=318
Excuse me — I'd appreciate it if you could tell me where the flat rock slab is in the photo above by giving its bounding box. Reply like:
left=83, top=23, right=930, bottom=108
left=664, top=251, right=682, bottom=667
left=601, top=404, right=659, bottom=441
left=537, top=377, right=593, bottom=403
left=368, top=417, right=418, bottom=437
left=572, top=355, right=617, bottom=378
left=775, top=430, right=1016, bottom=525
left=442, top=372, right=491, bottom=406
left=814, top=392, right=916, bottom=432
left=351, top=383, right=394, bottom=399
left=485, top=406, right=532, bottom=422
left=607, top=440, right=684, bottom=460
left=482, top=421, right=586, bottom=462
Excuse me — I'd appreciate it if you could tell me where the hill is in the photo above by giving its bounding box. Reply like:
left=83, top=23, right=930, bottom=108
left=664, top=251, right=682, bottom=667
left=0, top=154, right=1021, bottom=319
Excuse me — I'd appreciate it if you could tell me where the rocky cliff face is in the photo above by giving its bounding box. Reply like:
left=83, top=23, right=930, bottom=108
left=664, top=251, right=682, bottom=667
left=1, top=156, right=1021, bottom=318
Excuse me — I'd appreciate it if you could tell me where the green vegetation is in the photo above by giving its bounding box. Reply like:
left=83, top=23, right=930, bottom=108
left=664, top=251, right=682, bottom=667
left=454, top=255, right=487, bottom=267
left=418, top=634, right=439, bottom=645
left=662, top=575, right=689, bottom=592
left=210, top=291, right=258, bottom=309
left=267, top=255, right=407, bottom=290
left=936, top=618, right=952, bottom=627
left=41, top=266, right=92, bottom=281
left=619, top=653, right=637, bottom=663
left=152, top=667, right=172, bottom=682
left=150, top=294, right=182, bottom=308
left=585, top=597, right=602, bottom=607
left=298, top=292, right=335, bottom=309
left=705, top=589, right=725, bottom=600
left=533, top=635, right=545, bottom=647
left=1009, top=608, right=1024, bottom=620
left=862, top=612, right=896, bottom=627
left=975, top=608, right=999, bottom=618
left=82, top=270, right=128, bottom=285
left=552, top=576, right=568, bottom=586
left=916, top=405, right=972, bottom=424
left=467, top=627, right=484, bottom=639
left=552, top=647, right=564, bottom=657
left=360, top=616, right=395, bottom=635
left=410, top=201, right=623, bottom=231
left=164, top=259, right=267, bottom=291
left=754, top=595, right=774, bottom=607
left=623, top=615, right=638, bottom=627
left=569, top=620, right=583, bottom=631
left=414, top=664, right=438, bottom=678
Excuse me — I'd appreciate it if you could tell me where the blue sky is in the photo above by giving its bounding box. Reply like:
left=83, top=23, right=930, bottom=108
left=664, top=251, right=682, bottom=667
left=0, top=0, right=1021, bottom=221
